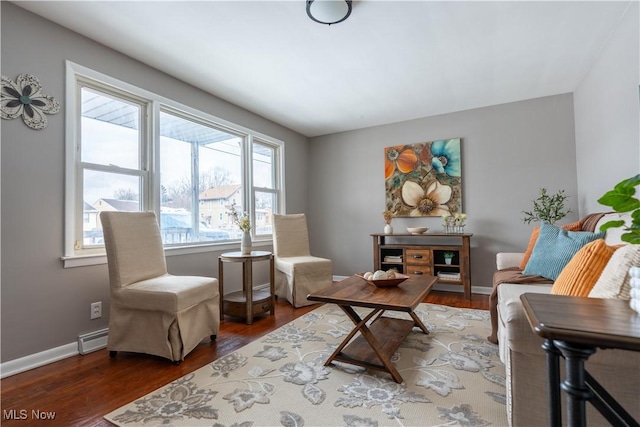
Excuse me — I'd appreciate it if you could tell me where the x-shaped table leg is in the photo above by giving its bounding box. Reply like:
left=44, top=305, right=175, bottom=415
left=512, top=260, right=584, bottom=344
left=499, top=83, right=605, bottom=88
left=323, top=305, right=429, bottom=383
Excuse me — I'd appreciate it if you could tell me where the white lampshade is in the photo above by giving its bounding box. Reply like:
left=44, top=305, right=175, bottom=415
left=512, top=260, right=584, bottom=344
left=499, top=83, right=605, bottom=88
left=306, top=0, right=352, bottom=25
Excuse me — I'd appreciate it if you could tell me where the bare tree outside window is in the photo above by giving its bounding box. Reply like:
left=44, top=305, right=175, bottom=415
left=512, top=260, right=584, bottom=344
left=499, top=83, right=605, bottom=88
left=113, top=188, right=138, bottom=201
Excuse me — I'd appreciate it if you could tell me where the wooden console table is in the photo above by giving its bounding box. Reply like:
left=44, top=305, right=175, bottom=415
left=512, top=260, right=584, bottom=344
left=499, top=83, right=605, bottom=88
left=521, top=293, right=640, bottom=427
left=218, top=251, right=275, bottom=325
left=372, top=232, right=472, bottom=299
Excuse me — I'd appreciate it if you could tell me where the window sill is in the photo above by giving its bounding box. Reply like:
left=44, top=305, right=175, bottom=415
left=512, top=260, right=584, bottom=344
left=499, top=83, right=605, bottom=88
left=61, top=239, right=273, bottom=268
left=61, top=253, right=108, bottom=268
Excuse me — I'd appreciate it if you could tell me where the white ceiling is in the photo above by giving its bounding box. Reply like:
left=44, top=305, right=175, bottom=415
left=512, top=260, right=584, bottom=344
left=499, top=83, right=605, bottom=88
left=15, top=1, right=634, bottom=137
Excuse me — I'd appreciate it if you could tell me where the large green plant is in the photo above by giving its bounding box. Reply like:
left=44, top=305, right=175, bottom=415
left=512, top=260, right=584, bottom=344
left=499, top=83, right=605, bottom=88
left=598, top=174, right=640, bottom=244
left=522, top=188, right=571, bottom=225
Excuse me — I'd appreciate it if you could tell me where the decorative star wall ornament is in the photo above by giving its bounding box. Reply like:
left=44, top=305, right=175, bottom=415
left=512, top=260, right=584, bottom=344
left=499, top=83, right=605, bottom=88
left=1, top=74, right=60, bottom=130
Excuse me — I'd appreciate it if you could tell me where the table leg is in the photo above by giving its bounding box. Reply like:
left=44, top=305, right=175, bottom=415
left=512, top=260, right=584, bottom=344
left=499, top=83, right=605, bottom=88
left=584, top=371, right=640, bottom=427
left=329, top=306, right=403, bottom=383
left=542, top=339, right=562, bottom=427
left=555, top=340, right=595, bottom=427
left=324, top=306, right=381, bottom=365
left=243, top=260, right=253, bottom=325
left=218, top=258, right=224, bottom=321
left=356, top=319, right=403, bottom=383
left=409, top=311, right=430, bottom=335
left=269, top=255, right=275, bottom=316
left=462, top=235, right=471, bottom=300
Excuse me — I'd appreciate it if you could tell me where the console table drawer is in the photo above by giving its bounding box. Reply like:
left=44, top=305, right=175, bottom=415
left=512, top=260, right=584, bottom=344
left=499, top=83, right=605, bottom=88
left=406, top=249, right=431, bottom=265
left=406, top=265, right=432, bottom=276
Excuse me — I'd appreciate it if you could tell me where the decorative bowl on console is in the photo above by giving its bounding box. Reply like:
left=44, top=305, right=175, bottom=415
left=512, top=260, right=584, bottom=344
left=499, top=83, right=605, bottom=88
left=407, top=227, right=429, bottom=235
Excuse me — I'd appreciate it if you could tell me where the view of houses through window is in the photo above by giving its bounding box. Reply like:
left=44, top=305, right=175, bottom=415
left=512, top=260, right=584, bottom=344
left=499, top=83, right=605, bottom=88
left=70, top=64, right=282, bottom=255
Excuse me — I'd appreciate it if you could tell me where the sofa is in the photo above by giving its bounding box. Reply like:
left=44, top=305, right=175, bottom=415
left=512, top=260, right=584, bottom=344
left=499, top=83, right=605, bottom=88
left=493, top=212, right=640, bottom=426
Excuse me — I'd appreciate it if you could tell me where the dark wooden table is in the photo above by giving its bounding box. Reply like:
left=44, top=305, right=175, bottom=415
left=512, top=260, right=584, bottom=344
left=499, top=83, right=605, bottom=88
left=307, top=274, right=437, bottom=383
left=218, top=251, right=275, bottom=325
left=520, top=293, right=640, bottom=427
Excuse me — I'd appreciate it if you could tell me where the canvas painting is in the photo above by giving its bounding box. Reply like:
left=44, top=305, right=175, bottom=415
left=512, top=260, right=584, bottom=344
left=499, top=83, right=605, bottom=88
left=385, top=138, right=462, bottom=217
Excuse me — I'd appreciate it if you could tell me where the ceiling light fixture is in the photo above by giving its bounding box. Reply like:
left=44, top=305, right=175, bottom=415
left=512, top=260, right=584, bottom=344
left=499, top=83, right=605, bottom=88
left=306, top=0, right=352, bottom=25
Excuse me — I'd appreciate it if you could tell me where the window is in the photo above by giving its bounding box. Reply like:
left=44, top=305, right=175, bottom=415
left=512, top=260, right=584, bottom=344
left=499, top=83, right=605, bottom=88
left=65, top=62, right=284, bottom=263
left=77, top=86, right=146, bottom=249
left=159, top=109, right=246, bottom=244
left=253, top=140, right=279, bottom=237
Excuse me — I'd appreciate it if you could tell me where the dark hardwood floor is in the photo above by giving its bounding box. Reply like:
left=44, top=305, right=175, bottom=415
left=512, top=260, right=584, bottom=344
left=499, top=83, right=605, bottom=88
left=1, top=291, right=488, bottom=426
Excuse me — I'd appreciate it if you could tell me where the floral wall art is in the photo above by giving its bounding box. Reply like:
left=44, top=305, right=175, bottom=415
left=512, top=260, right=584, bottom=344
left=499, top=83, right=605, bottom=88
left=1, top=74, right=60, bottom=130
left=384, top=138, right=462, bottom=217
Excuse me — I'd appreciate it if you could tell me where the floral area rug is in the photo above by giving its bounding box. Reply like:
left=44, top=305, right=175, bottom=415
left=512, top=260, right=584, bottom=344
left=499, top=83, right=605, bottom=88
left=104, top=303, right=505, bottom=427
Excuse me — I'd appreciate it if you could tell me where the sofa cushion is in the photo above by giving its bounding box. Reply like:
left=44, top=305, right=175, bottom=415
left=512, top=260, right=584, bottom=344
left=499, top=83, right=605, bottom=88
left=589, top=243, right=640, bottom=300
left=550, top=239, right=617, bottom=296
left=522, top=222, right=604, bottom=280
left=518, top=227, right=540, bottom=270
left=518, top=220, right=582, bottom=270
left=497, top=283, right=552, bottom=359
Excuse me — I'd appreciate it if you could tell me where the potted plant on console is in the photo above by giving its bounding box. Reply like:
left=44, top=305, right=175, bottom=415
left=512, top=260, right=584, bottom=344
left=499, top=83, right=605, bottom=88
left=443, top=251, right=455, bottom=265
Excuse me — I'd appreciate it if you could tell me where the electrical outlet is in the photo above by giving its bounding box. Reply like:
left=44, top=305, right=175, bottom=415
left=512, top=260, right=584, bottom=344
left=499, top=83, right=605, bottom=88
left=90, top=302, right=102, bottom=320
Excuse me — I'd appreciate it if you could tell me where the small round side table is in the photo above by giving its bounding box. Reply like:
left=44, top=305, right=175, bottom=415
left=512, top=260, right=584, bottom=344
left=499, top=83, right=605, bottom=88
left=218, top=250, right=275, bottom=325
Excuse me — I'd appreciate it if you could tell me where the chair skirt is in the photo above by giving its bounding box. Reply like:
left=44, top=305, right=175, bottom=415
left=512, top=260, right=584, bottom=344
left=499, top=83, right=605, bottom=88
left=275, top=256, right=332, bottom=307
left=107, top=297, right=219, bottom=362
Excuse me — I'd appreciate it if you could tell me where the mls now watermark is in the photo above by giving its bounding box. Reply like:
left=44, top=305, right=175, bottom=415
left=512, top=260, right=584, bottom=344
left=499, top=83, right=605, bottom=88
left=3, top=409, right=56, bottom=420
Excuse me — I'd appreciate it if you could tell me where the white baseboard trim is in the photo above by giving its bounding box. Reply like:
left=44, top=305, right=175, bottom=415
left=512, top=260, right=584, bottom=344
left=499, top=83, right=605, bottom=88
left=472, top=286, right=492, bottom=295
left=254, top=283, right=271, bottom=291
left=433, top=284, right=492, bottom=295
left=0, top=342, right=78, bottom=379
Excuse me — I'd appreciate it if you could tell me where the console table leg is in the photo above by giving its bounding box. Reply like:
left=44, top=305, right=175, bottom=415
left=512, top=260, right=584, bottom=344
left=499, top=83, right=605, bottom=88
left=542, top=339, right=562, bottom=427
left=555, top=340, right=596, bottom=427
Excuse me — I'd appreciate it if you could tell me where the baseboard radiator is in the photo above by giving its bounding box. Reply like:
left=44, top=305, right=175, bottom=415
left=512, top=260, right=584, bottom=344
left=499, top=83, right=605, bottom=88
left=77, top=328, right=109, bottom=355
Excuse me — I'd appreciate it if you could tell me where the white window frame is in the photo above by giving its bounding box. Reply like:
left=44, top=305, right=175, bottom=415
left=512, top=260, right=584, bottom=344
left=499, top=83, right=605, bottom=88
left=63, top=61, right=285, bottom=268
left=252, top=137, right=282, bottom=239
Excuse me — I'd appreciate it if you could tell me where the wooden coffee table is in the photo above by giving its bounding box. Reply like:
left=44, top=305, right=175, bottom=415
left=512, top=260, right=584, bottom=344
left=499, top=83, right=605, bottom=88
left=307, top=274, right=436, bottom=383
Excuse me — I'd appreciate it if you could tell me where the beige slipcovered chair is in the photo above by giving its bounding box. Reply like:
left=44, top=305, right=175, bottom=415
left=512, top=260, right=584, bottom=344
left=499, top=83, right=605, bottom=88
left=100, top=211, right=220, bottom=363
left=272, top=213, right=333, bottom=307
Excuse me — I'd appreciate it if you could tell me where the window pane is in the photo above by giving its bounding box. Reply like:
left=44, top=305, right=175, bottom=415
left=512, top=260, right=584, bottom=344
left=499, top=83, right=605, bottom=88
left=159, top=110, right=243, bottom=243
left=253, top=142, right=274, bottom=188
left=81, top=88, right=140, bottom=169
left=83, top=170, right=141, bottom=245
left=255, top=191, right=275, bottom=235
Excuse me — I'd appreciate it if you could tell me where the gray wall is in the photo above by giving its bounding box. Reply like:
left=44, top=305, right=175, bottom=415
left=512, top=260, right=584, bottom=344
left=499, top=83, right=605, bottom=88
left=308, top=95, right=579, bottom=289
left=1, top=3, right=310, bottom=362
left=574, top=1, right=640, bottom=214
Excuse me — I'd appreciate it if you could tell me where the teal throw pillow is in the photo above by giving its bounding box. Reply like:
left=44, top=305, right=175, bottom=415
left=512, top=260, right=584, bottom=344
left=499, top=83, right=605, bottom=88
left=522, top=221, right=604, bottom=281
